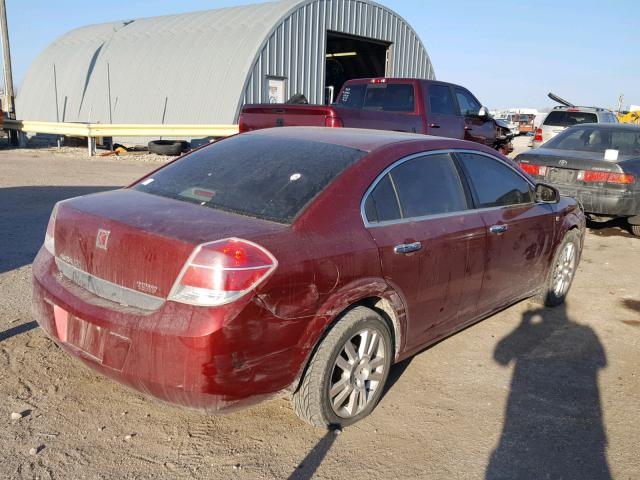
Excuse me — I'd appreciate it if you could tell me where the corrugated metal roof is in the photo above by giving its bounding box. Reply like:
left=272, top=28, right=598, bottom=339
left=17, top=0, right=434, bottom=127
left=18, top=1, right=303, bottom=124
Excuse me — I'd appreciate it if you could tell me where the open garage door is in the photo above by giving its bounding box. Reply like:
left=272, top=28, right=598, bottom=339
left=325, top=32, right=390, bottom=104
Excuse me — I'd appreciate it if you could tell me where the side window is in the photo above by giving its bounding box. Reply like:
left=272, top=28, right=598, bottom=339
left=364, top=154, right=468, bottom=223
left=383, top=84, right=415, bottom=112
left=362, top=84, right=415, bottom=112
left=455, top=89, right=481, bottom=116
left=337, top=84, right=366, bottom=108
left=457, top=153, right=533, bottom=208
left=428, top=85, right=456, bottom=115
left=364, top=174, right=401, bottom=223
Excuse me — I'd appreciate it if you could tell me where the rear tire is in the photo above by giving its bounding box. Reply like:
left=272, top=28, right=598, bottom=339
left=630, top=223, right=640, bottom=237
left=533, top=229, right=581, bottom=307
left=292, top=306, right=393, bottom=428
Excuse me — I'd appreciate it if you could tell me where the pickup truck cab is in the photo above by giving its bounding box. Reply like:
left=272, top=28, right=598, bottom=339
left=239, top=78, right=509, bottom=150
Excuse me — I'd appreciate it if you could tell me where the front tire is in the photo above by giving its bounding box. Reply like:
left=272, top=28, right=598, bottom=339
left=534, top=229, right=581, bottom=306
left=630, top=222, right=640, bottom=237
left=292, top=306, right=393, bottom=428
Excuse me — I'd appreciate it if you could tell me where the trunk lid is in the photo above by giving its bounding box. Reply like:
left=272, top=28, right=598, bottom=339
left=239, top=104, right=336, bottom=132
left=518, top=148, right=630, bottom=188
left=519, top=148, right=626, bottom=172
left=53, top=189, right=285, bottom=301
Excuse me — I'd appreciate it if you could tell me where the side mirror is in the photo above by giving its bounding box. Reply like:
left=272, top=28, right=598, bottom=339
left=535, top=183, right=560, bottom=204
left=478, top=106, right=489, bottom=118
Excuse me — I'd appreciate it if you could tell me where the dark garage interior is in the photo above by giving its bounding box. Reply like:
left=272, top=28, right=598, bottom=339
left=325, top=31, right=390, bottom=103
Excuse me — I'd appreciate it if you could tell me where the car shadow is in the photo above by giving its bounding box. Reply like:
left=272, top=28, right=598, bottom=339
left=486, top=304, right=611, bottom=479
left=380, top=356, right=413, bottom=401
left=0, top=186, right=117, bottom=273
left=587, top=218, right=634, bottom=238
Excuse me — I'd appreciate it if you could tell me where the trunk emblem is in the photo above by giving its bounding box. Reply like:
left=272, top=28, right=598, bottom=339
left=96, top=229, right=110, bottom=250
left=559, top=160, right=568, bottom=166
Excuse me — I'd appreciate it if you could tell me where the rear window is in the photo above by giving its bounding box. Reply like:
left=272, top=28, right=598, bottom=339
left=134, top=134, right=366, bottom=224
left=337, top=83, right=415, bottom=112
left=543, top=111, right=598, bottom=127
left=545, top=126, right=640, bottom=156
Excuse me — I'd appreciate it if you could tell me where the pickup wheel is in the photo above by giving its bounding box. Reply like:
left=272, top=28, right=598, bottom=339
left=630, top=223, right=640, bottom=237
left=292, top=306, right=393, bottom=428
left=533, top=229, right=581, bottom=307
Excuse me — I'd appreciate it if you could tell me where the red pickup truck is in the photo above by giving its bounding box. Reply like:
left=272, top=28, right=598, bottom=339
left=239, top=78, right=513, bottom=153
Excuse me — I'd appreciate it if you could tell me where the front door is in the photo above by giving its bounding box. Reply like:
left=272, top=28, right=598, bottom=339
left=455, top=152, right=556, bottom=313
left=455, top=88, right=495, bottom=147
left=363, top=152, right=486, bottom=351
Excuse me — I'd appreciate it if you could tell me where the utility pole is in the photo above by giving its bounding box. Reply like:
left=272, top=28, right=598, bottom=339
left=0, top=0, right=18, bottom=145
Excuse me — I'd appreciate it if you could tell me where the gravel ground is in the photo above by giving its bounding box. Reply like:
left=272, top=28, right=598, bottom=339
left=0, top=139, right=639, bottom=479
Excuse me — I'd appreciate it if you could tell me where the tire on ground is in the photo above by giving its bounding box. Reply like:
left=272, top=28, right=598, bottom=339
left=533, top=229, right=581, bottom=307
left=630, top=222, right=640, bottom=237
left=148, top=140, right=189, bottom=156
left=292, top=306, right=393, bottom=428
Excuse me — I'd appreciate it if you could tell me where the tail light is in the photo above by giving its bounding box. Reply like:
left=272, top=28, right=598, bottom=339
left=238, top=114, right=248, bottom=133
left=518, top=162, right=548, bottom=176
left=168, top=238, right=277, bottom=307
left=325, top=115, right=344, bottom=128
left=577, top=170, right=635, bottom=184
left=44, top=203, right=59, bottom=255
left=370, top=78, right=387, bottom=84
left=534, top=128, right=543, bottom=142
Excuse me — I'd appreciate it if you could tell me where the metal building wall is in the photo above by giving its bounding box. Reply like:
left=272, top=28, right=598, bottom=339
left=17, top=0, right=434, bottom=127
left=240, top=0, right=435, bottom=115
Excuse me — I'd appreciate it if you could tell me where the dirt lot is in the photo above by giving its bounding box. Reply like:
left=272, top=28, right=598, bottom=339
left=1, top=140, right=639, bottom=479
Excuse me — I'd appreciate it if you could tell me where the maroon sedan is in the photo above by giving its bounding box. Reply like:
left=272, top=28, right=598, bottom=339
left=32, top=127, right=585, bottom=427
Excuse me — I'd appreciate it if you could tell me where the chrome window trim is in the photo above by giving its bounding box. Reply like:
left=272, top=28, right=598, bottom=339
left=360, top=149, right=536, bottom=229
left=55, top=257, right=165, bottom=311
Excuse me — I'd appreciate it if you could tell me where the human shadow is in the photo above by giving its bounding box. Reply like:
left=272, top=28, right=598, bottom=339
left=0, top=321, right=37, bottom=342
left=486, top=305, right=610, bottom=479
left=287, top=429, right=338, bottom=480
left=0, top=186, right=116, bottom=273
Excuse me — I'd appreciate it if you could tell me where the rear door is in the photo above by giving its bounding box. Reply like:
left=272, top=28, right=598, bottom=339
left=454, top=88, right=495, bottom=146
left=363, top=152, right=486, bottom=350
left=423, top=83, right=465, bottom=139
left=455, top=152, right=556, bottom=313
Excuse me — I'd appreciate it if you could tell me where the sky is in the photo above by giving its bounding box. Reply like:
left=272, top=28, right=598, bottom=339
left=4, top=0, right=639, bottom=110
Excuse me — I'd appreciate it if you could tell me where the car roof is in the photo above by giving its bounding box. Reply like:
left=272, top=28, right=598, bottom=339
left=550, top=106, right=610, bottom=113
left=243, top=126, right=477, bottom=153
left=343, top=77, right=465, bottom=89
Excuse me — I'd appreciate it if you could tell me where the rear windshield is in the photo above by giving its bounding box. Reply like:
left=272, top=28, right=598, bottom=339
left=134, top=134, right=366, bottom=223
left=337, top=83, right=415, bottom=112
left=544, top=126, right=640, bottom=156
left=543, top=110, right=598, bottom=127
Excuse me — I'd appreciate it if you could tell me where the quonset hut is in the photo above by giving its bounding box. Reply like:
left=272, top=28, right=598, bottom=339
left=17, top=0, right=434, bottom=125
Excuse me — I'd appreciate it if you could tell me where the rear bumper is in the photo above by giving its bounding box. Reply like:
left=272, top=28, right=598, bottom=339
left=32, top=248, right=304, bottom=413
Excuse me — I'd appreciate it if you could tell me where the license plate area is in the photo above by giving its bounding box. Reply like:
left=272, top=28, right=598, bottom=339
left=66, top=315, right=106, bottom=362
left=548, top=167, right=577, bottom=184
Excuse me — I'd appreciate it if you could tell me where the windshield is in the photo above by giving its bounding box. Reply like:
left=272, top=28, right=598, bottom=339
left=544, top=126, right=640, bottom=156
left=134, top=134, right=366, bottom=223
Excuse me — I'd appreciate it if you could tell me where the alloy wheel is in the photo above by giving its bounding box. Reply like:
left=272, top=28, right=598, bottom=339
left=329, top=328, right=387, bottom=419
left=552, top=241, right=576, bottom=297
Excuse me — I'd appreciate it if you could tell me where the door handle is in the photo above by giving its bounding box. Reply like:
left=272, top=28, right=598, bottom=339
left=464, top=126, right=473, bottom=131
left=489, top=224, right=508, bottom=234
left=428, top=123, right=440, bottom=128
left=394, top=241, right=422, bottom=254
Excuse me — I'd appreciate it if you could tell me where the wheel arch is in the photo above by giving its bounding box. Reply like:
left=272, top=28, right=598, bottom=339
left=290, top=282, right=407, bottom=393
